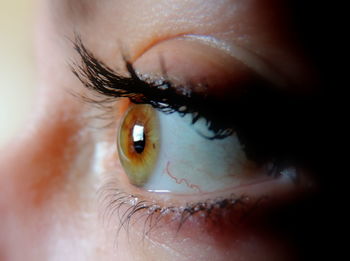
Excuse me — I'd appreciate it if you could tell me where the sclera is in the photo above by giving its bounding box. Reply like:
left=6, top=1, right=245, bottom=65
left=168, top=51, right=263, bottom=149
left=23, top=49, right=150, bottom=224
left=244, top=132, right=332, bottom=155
left=143, top=111, right=260, bottom=194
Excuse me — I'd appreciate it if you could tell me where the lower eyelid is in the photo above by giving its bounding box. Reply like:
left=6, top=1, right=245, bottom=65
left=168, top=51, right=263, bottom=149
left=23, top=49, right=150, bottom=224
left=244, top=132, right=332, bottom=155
left=98, top=173, right=306, bottom=255
left=98, top=180, right=246, bottom=245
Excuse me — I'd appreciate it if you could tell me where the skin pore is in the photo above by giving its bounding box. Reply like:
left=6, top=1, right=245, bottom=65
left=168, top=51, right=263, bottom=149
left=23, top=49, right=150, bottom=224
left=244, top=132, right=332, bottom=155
left=0, top=0, right=335, bottom=260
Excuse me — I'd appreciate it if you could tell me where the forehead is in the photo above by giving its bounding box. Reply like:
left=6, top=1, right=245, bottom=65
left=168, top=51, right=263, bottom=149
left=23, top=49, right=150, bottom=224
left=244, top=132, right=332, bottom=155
left=42, top=0, right=318, bottom=91
left=50, top=0, right=243, bottom=45
left=48, top=0, right=295, bottom=59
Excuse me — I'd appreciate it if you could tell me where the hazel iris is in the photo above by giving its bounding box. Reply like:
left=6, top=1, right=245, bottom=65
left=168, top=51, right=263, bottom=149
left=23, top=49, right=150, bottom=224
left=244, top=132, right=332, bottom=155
left=117, top=104, right=160, bottom=187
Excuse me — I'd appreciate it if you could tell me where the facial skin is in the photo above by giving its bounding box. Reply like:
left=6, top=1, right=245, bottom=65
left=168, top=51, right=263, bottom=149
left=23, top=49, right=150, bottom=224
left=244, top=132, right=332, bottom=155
left=0, top=0, right=336, bottom=260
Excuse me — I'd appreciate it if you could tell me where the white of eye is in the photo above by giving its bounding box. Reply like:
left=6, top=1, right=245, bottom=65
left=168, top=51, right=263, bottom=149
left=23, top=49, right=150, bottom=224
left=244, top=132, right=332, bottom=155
left=142, top=111, right=267, bottom=194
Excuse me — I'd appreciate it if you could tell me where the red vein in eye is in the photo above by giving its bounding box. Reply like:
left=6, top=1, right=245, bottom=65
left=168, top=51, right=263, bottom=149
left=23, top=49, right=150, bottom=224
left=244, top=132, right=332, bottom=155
left=166, top=161, right=202, bottom=193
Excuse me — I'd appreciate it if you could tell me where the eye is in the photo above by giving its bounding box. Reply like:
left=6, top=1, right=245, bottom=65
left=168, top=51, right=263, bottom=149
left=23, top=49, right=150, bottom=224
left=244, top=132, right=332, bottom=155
left=118, top=103, right=283, bottom=194
left=72, top=35, right=309, bottom=198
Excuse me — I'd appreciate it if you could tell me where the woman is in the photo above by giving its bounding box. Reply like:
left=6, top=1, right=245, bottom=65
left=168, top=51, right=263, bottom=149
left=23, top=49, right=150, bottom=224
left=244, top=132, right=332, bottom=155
left=0, top=0, right=338, bottom=260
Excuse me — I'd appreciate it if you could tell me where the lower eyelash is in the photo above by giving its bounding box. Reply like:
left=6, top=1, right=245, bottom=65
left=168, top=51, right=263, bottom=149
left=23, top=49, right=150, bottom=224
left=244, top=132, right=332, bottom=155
left=98, top=180, right=260, bottom=240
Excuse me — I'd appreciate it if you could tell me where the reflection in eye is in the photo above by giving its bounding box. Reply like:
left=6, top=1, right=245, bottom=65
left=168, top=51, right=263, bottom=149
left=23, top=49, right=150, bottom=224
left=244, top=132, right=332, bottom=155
left=118, top=104, right=271, bottom=194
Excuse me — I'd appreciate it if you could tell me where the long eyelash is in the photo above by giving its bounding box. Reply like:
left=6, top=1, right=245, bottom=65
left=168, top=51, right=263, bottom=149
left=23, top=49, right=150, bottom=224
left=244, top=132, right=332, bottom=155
left=71, top=36, right=234, bottom=139
left=98, top=180, right=257, bottom=241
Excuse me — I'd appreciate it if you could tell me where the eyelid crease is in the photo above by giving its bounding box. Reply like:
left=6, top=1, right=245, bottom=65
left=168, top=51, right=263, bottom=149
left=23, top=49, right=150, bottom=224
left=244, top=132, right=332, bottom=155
left=125, top=32, right=287, bottom=88
left=180, top=34, right=288, bottom=87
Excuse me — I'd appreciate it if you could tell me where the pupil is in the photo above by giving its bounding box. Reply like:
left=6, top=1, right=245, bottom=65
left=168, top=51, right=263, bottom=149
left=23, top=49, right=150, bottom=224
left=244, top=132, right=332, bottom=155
left=132, top=124, right=146, bottom=154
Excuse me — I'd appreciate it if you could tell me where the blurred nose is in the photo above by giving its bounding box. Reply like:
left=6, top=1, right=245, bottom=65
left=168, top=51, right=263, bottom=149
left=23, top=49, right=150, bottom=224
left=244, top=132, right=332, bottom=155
left=0, top=101, right=79, bottom=257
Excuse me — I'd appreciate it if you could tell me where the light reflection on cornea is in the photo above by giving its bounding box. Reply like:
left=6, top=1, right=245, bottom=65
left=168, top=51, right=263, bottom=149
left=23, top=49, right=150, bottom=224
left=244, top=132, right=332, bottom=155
left=132, top=125, right=145, bottom=142
left=148, top=189, right=171, bottom=193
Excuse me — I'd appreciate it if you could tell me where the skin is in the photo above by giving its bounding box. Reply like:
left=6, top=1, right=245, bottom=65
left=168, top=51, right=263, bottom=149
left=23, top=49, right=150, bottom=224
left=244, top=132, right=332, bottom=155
left=0, top=0, right=336, bottom=260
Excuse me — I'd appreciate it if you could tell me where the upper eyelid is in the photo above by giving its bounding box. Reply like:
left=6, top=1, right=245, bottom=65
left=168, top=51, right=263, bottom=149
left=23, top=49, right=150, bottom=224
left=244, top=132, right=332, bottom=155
left=71, top=37, right=237, bottom=139
left=71, top=36, right=317, bottom=166
left=180, top=34, right=288, bottom=87
left=71, top=38, right=196, bottom=111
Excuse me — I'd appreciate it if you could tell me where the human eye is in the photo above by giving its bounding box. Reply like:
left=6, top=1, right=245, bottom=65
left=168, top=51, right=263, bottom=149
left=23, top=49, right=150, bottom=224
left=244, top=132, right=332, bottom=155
left=72, top=35, right=315, bottom=255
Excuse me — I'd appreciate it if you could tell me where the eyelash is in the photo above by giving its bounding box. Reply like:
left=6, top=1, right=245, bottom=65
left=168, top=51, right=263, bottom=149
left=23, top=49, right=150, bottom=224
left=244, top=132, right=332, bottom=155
left=71, top=37, right=234, bottom=140
left=98, top=180, right=259, bottom=239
